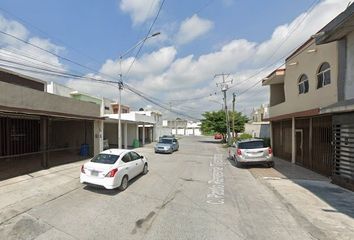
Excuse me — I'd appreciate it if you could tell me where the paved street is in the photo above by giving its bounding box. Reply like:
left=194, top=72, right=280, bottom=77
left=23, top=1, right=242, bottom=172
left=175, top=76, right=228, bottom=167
left=1, top=136, right=354, bottom=240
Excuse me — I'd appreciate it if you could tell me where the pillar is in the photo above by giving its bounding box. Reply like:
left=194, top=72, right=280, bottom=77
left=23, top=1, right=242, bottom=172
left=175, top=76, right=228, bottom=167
left=136, top=124, right=139, bottom=141
left=40, top=117, right=48, bottom=168
left=309, top=118, right=313, bottom=168
left=142, top=123, right=145, bottom=145
left=124, top=122, right=128, bottom=149
left=291, top=117, right=296, bottom=164
left=270, top=121, right=273, bottom=148
left=94, top=120, right=104, bottom=155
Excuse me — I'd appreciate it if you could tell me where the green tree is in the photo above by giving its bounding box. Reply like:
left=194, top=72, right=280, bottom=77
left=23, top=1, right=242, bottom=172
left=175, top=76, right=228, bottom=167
left=201, top=110, right=248, bottom=138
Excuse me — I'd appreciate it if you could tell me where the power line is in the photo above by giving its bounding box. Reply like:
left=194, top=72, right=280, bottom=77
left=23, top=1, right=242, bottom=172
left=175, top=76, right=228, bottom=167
left=124, top=0, right=165, bottom=77
left=228, top=0, right=320, bottom=91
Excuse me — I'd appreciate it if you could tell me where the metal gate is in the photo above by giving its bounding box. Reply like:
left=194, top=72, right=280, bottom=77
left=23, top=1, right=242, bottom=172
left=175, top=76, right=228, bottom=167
left=333, top=113, right=354, bottom=189
left=312, top=116, right=332, bottom=176
left=272, top=120, right=292, bottom=161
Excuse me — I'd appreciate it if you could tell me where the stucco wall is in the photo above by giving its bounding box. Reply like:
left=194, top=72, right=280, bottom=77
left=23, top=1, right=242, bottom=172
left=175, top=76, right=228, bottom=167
left=346, top=31, right=354, bottom=100
left=269, top=40, right=338, bottom=118
left=127, top=124, right=137, bottom=147
left=244, top=123, right=270, bottom=138
left=0, top=81, right=100, bottom=118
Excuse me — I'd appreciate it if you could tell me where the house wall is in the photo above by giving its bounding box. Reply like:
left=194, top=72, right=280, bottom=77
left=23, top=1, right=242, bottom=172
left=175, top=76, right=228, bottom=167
left=270, top=84, right=285, bottom=107
left=244, top=123, right=270, bottom=138
left=268, top=40, right=339, bottom=118
left=104, top=123, right=118, bottom=147
left=127, top=124, right=137, bottom=147
left=47, top=82, right=73, bottom=97
left=0, top=81, right=100, bottom=118
left=345, top=31, right=354, bottom=100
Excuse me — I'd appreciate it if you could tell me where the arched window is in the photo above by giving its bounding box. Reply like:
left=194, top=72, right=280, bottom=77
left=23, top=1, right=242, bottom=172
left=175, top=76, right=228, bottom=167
left=298, top=74, right=309, bottom=94
left=317, top=62, right=330, bottom=89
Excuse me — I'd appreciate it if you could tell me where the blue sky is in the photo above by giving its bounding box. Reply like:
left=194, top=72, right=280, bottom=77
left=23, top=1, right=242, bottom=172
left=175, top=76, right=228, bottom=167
left=0, top=0, right=351, bottom=119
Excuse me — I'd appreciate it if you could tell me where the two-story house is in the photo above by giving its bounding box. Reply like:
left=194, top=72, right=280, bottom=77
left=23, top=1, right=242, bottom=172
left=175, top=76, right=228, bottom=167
left=262, top=37, right=338, bottom=177
left=315, top=3, right=354, bottom=190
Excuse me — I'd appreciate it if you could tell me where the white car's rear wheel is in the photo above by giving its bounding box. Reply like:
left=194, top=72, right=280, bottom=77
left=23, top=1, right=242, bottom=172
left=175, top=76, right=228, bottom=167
left=119, top=175, right=129, bottom=191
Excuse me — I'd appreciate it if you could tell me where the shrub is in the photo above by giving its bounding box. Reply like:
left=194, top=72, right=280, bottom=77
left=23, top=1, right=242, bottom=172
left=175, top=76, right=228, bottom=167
left=237, top=133, right=252, bottom=140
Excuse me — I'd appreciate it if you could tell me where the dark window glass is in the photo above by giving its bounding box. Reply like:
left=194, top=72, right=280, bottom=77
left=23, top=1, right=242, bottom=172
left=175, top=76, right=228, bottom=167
left=129, top=151, right=140, bottom=161
left=121, top=153, right=131, bottom=163
left=319, top=62, right=330, bottom=72
left=91, top=154, right=119, bottom=164
left=324, top=70, right=331, bottom=85
left=317, top=74, right=323, bottom=88
left=298, top=74, right=308, bottom=94
left=238, top=141, right=264, bottom=149
left=317, top=62, right=330, bottom=89
left=304, top=80, right=309, bottom=92
left=159, top=138, right=173, bottom=144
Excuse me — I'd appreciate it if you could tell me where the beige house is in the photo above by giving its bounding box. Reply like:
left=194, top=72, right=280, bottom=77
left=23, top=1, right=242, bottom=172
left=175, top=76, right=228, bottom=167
left=263, top=37, right=338, bottom=177
left=315, top=3, right=354, bottom=190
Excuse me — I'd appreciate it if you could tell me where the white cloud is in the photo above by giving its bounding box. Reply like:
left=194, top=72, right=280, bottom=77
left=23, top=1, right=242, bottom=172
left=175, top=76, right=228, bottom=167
left=68, top=0, right=352, bottom=119
left=176, top=14, right=214, bottom=45
left=100, top=46, right=177, bottom=79
left=0, top=14, right=66, bottom=82
left=120, top=0, right=162, bottom=25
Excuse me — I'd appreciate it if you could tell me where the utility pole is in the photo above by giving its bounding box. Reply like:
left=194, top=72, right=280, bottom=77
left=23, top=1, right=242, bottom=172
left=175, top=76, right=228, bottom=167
left=215, top=73, right=233, bottom=146
left=232, top=93, right=236, bottom=139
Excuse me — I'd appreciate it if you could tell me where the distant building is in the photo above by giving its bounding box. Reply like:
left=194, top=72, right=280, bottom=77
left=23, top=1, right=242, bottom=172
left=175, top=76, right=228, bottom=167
left=244, top=104, right=270, bottom=138
left=163, top=118, right=201, bottom=136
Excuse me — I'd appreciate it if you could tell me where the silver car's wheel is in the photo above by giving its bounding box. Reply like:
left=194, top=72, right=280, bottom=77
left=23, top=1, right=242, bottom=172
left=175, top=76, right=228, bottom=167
left=143, top=164, right=148, bottom=175
left=119, top=175, right=129, bottom=191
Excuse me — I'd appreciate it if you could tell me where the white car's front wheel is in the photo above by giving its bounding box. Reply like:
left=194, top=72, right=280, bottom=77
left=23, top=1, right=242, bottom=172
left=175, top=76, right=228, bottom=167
left=143, top=164, right=148, bottom=175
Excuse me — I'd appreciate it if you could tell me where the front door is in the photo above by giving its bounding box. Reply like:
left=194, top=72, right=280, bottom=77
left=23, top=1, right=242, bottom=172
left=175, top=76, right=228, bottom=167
left=295, top=129, right=303, bottom=165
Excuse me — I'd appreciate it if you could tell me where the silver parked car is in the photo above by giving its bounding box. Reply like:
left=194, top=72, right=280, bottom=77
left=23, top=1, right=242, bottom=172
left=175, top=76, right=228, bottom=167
left=154, top=137, right=179, bottom=153
left=229, top=139, right=274, bottom=168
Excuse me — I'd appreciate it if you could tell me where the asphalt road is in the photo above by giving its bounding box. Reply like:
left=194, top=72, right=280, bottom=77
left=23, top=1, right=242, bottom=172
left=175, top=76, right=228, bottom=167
left=1, top=136, right=317, bottom=240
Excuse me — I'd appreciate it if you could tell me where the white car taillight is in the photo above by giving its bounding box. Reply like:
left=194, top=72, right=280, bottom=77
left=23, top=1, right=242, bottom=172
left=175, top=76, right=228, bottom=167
left=105, top=168, right=118, bottom=177
left=81, top=165, right=85, bottom=174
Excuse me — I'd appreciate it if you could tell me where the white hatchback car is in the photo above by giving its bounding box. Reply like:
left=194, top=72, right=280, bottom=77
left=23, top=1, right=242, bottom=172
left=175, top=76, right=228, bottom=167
left=80, top=149, right=148, bottom=190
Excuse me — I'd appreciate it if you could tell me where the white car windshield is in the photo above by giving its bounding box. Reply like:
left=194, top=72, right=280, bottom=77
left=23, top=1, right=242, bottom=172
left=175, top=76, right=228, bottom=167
left=91, top=154, right=119, bottom=164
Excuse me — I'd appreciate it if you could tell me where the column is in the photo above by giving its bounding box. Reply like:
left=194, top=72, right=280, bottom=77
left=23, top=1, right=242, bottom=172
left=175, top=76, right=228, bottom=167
left=291, top=117, right=296, bottom=164
left=142, top=123, right=145, bottom=145
left=93, top=120, right=104, bottom=155
left=40, top=117, right=48, bottom=168
left=136, top=124, right=139, bottom=141
left=270, top=121, right=273, bottom=148
left=124, top=122, right=128, bottom=149
left=309, top=118, right=313, bottom=168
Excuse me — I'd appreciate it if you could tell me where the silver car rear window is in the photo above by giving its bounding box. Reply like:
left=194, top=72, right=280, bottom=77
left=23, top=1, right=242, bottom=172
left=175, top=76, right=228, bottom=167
left=159, top=138, right=172, bottom=144
left=91, top=154, right=119, bottom=164
left=238, top=141, right=264, bottom=149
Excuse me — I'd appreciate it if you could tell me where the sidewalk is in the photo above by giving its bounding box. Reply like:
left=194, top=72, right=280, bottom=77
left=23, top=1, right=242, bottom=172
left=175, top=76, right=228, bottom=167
left=0, top=160, right=86, bottom=225
left=250, top=157, right=354, bottom=240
